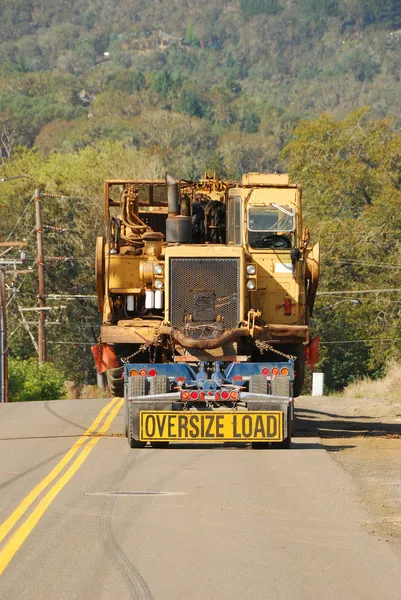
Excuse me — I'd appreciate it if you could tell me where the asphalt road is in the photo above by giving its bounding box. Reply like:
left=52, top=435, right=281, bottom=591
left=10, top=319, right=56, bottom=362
left=0, top=398, right=401, bottom=600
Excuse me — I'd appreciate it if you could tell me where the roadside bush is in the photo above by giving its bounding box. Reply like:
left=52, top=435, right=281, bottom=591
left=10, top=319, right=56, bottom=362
left=343, top=361, right=401, bottom=401
left=8, top=358, right=65, bottom=402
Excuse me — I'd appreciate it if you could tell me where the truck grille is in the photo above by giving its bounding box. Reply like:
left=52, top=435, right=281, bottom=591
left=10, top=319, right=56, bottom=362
left=169, top=258, right=240, bottom=333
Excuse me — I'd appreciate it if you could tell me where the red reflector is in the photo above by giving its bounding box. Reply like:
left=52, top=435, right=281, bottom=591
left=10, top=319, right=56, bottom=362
left=190, top=391, right=199, bottom=400
left=221, top=390, right=229, bottom=400
left=148, top=368, right=157, bottom=377
left=215, top=391, right=220, bottom=400
left=181, top=390, right=190, bottom=400
left=272, top=368, right=279, bottom=376
left=200, top=391, right=205, bottom=400
left=284, top=297, right=293, bottom=315
left=261, top=368, right=269, bottom=376
left=230, top=391, right=239, bottom=400
left=139, top=369, right=147, bottom=376
left=232, top=375, right=242, bottom=381
left=208, top=391, right=213, bottom=396
left=281, top=367, right=289, bottom=376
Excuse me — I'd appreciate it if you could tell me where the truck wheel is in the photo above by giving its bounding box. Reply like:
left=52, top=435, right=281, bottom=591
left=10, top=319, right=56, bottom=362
left=271, top=375, right=291, bottom=397
left=292, top=345, right=305, bottom=397
left=249, top=376, right=269, bottom=448
left=128, top=374, right=148, bottom=399
left=127, top=375, right=148, bottom=448
left=249, top=375, right=268, bottom=395
left=107, top=366, right=124, bottom=397
left=149, top=376, right=170, bottom=448
left=149, top=375, right=170, bottom=395
left=128, top=400, right=146, bottom=448
left=275, top=437, right=291, bottom=449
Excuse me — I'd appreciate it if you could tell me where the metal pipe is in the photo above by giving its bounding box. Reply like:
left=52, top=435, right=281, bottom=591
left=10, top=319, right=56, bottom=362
left=166, top=174, right=179, bottom=216
left=161, top=326, right=248, bottom=349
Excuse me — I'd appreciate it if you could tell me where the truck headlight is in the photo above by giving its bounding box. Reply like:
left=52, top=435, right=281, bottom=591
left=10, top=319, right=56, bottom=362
left=246, top=279, right=256, bottom=290
left=247, top=265, right=256, bottom=275
left=154, top=279, right=164, bottom=290
left=154, top=264, right=163, bottom=275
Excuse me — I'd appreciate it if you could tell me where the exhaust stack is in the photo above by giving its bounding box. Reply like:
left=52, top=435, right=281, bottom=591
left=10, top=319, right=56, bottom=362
left=165, top=174, right=192, bottom=244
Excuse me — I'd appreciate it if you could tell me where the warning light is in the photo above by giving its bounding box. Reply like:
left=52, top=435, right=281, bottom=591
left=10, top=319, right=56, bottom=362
left=181, top=390, right=190, bottom=400
left=129, top=369, right=138, bottom=377
left=281, top=367, right=289, bottom=376
left=139, top=369, right=147, bottom=377
left=230, top=391, right=239, bottom=400
left=271, top=368, right=279, bottom=376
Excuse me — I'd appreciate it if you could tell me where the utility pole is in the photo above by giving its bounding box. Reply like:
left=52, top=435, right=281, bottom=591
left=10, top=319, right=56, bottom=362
left=0, top=269, right=7, bottom=402
left=35, top=188, right=47, bottom=363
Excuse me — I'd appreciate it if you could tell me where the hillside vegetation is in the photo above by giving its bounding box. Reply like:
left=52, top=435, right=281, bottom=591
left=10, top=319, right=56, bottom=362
left=1, top=0, right=401, bottom=393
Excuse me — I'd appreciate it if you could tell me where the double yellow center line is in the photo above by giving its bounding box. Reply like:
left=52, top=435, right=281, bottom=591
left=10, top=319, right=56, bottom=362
left=0, top=396, right=123, bottom=576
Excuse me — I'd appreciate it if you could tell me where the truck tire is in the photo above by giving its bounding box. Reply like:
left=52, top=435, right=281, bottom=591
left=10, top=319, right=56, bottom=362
left=128, top=400, right=146, bottom=448
left=128, top=374, right=148, bottom=399
left=149, top=376, right=170, bottom=448
left=271, top=375, right=291, bottom=397
left=107, top=366, right=124, bottom=397
left=292, top=345, right=305, bottom=397
left=249, top=375, right=268, bottom=395
left=249, top=376, right=269, bottom=449
left=149, top=375, right=170, bottom=395
left=127, top=375, right=148, bottom=448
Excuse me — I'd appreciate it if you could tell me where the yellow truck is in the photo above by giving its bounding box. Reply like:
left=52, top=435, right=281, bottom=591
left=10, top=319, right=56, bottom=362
left=95, top=173, right=319, bottom=448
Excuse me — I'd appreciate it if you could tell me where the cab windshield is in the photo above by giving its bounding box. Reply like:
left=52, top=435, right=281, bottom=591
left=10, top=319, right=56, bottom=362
left=248, top=204, right=295, bottom=249
left=248, top=205, right=295, bottom=232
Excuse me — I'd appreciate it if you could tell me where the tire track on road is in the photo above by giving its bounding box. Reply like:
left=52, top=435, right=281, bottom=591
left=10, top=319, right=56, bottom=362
left=98, top=451, right=155, bottom=600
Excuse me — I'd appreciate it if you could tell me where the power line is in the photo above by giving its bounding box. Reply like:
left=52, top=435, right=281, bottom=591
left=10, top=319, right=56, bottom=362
left=3, top=196, right=34, bottom=244
left=326, top=259, right=401, bottom=270
left=317, top=288, right=401, bottom=296
left=321, top=338, right=401, bottom=345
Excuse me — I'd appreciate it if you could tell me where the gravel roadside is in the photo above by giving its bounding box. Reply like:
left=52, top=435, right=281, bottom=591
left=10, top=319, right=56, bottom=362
left=295, top=395, right=401, bottom=558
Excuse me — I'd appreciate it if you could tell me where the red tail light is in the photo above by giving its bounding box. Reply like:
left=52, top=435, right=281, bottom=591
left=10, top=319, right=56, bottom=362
left=190, top=391, right=199, bottom=400
left=148, top=368, right=157, bottom=377
left=221, top=390, right=230, bottom=400
left=261, top=368, right=269, bottom=376
left=215, top=391, right=221, bottom=400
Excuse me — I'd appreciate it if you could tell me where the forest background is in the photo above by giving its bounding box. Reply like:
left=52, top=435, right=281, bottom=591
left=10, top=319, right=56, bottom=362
left=1, top=0, right=401, bottom=397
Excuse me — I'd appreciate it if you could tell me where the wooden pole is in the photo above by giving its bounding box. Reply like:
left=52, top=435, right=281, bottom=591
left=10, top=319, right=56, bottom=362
left=35, top=188, right=47, bottom=363
left=0, top=269, right=7, bottom=402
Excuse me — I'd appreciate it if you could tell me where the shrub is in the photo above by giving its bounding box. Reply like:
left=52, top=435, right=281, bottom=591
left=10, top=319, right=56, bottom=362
left=8, top=358, right=65, bottom=402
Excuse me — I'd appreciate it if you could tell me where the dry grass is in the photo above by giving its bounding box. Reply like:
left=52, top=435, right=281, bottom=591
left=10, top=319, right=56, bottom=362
left=64, top=381, right=112, bottom=400
left=343, top=362, right=401, bottom=401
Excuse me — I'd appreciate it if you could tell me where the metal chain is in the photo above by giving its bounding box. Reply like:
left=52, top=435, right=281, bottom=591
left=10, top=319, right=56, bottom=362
left=97, top=335, right=103, bottom=363
left=120, top=329, right=164, bottom=364
left=121, top=343, right=148, bottom=364
left=255, top=340, right=296, bottom=361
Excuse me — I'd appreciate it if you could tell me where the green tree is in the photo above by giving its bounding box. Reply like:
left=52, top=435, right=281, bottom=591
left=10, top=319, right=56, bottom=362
left=239, top=0, right=282, bottom=19
left=8, top=358, right=65, bottom=401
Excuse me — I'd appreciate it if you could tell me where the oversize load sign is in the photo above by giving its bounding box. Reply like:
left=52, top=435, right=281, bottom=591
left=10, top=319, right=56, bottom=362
left=140, top=411, right=283, bottom=442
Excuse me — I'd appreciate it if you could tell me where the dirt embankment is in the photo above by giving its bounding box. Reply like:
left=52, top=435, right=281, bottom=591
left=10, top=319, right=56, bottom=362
left=296, top=394, right=401, bottom=557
